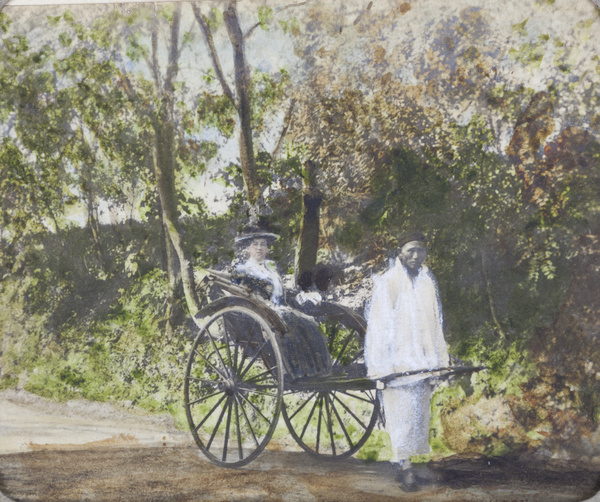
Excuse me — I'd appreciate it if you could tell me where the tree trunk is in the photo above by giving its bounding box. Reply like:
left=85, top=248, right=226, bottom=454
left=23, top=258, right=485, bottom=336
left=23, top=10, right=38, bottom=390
left=78, top=123, right=104, bottom=265
left=86, top=190, right=103, bottom=265
left=481, top=250, right=506, bottom=339
left=224, top=1, right=261, bottom=207
left=153, top=128, right=202, bottom=317
left=151, top=5, right=202, bottom=319
left=159, top=197, right=183, bottom=336
left=295, top=160, right=322, bottom=282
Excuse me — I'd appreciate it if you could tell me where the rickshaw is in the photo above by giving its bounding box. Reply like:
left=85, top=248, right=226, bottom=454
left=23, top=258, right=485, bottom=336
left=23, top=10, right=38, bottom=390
left=184, top=269, right=479, bottom=468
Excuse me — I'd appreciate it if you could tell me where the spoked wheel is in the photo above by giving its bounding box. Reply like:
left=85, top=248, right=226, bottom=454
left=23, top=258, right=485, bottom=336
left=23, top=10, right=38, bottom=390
left=282, top=305, right=379, bottom=459
left=184, top=305, right=284, bottom=467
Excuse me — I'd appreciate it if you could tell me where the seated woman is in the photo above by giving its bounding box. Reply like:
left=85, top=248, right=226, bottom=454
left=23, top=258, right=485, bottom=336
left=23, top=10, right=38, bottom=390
left=231, top=226, right=331, bottom=381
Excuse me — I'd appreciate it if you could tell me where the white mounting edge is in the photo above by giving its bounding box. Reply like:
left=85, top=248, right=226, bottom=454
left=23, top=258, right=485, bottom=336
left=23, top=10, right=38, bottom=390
left=4, top=0, right=190, bottom=6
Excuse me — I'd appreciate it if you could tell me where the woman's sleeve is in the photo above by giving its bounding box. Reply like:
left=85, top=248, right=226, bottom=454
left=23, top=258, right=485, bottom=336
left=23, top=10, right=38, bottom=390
left=231, top=264, right=274, bottom=300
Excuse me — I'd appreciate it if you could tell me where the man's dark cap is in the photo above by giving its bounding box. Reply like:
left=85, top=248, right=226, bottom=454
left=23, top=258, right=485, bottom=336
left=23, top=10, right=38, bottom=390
left=397, top=232, right=426, bottom=249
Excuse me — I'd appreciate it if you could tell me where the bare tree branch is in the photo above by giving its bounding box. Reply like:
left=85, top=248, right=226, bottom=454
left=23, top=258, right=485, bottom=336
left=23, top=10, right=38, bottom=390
left=116, top=70, right=137, bottom=102
left=481, top=251, right=507, bottom=339
left=192, top=3, right=237, bottom=109
left=245, top=1, right=309, bottom=39
left=164, top=4, right=181, bottom=94
left=176, top=19, right=196, bottom=62
left=353, top=1, right=373, bottom=26
left=277, top=1, right=308, bottom=13
left=224, top=1, right=261, bottom=206
left=147, top=17, right=162, bottom=96
left=270, top=99, right=296, bottom=162
left=244, top=22, right=262, bottom=40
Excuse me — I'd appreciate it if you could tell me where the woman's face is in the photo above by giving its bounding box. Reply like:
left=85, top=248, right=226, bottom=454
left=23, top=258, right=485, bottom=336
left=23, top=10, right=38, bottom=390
left=248, top=238, right=270, bottom=263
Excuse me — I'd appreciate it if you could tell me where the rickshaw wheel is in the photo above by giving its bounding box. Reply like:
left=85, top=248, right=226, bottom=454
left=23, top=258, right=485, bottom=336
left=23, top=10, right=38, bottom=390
left=282, top=304, right=379, bottom=459
left=184, top=304, right=284, bottom=467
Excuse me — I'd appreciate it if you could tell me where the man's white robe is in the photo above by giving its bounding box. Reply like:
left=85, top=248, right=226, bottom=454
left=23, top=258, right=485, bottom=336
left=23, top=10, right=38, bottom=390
left=365, top=258, right=449, bottom=461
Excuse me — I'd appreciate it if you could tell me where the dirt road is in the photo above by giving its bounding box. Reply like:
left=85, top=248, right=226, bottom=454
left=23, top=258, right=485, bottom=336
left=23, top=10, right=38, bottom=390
left=1, top=390, right=599, bottom=502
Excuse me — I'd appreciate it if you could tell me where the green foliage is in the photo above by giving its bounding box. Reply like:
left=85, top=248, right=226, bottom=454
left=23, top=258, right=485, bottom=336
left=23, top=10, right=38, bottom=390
left=356, top=429, right=392, bottom=462
left=126, top=33, right=149, bottom=62
left=176, top=139, right=216, bottom=197
left=5, top=34, right=29, bottom=55
left=575, top=19, right=594, bottom=41
left=456, top=338, right=537, bottom=397
left=206, top=8, right=223, bottom=32
left=159, top=5, right=175, bottom=23
left=0, top=135, right=59, bottom=238
left=202, top=67, right=216, bottom=84
left=320, top=322, right=359, bottom=366
left=59, top=366, right=86, bottom=387
left=54, top=10, right=89, bottom=41
left=509, top=35, right=550, bottom=70
left=427, top=386, right=463, bottom=458
left=511, top=18, right=528, bottom=37
left=279, top=17, right=300, bottom=36
left=114, top=269, right=167, bottom=331
left=336, top=221, right=364, bottom=252
left=89, top=11, right=126, bottom=49
left=47, top=14, right=63, bottom=27
left=197, top=92, right=236, bottom=137
left=0, top=12, right=12, bottom=33
left=551, top=36, right=580, bottom=74
left=251, top=69, right=291, bottom=132
left=1, top=218, right=194, bottom=408
left=184, top=210, right=242, bottom=269
left=255, top=151, right=274, bottom=186
left=182, top=30, right=194, bottom=46
left=361, top=146, right=451, bottom=235
left=257, top=6, right=273, bottom=30
left=0, top=375, right=18, bottom=390
left=487, top=84, right=535, bottom=122
left=58, top=32, right=72, bottom=48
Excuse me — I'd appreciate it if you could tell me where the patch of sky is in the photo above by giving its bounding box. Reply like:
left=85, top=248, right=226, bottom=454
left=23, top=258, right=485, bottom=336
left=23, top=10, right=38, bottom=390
left=197, top=127, right=224, bottom=144
left=183, top=129, right=238, bottom=215
left=257, top=60, right=272, bottom=73
left=456, top=107, right=475, bottom=127
left=396, top=64, right=418, bottom=85
left=245, top=25, right=301, bottom=82
left=256, top=109, right=287, bottom=153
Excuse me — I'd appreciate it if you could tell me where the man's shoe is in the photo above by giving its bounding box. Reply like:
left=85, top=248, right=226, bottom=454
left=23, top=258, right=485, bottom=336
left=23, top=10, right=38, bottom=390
left=396, top=468, right=420, bottom=492
left=412, top=466, right=442, bottom=485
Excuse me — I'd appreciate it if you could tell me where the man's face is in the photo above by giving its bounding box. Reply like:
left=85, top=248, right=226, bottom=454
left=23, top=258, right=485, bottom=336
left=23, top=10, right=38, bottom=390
left=399, top=241, right=428, bottom=271
left=248, top=238, right=270, bottom=262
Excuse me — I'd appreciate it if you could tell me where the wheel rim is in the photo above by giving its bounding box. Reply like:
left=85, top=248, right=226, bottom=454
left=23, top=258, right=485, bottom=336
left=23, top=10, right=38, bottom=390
left=185, top=306, right=284, bottom=467
left=283, top=310, right=379, bottom=459
left=283, top=387, right=378, bottom=459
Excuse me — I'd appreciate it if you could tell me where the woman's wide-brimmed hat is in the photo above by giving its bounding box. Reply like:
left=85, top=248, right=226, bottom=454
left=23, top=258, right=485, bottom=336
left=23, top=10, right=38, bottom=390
left=234, top=225, right=280, bottom=245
